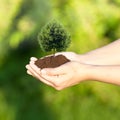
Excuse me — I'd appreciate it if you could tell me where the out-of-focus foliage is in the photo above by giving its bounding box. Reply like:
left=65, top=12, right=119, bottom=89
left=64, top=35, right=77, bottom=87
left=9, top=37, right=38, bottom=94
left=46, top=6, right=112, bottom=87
left=0, top=0, right=120, bottom=120
left=52, top=0, right=120, bottom=53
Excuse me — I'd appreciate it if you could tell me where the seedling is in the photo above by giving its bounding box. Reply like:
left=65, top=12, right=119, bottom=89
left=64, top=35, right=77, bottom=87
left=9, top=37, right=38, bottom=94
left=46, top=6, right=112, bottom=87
left=38, top=19, right=71, bottom=54
left=35, top=20, right=71, bottom=69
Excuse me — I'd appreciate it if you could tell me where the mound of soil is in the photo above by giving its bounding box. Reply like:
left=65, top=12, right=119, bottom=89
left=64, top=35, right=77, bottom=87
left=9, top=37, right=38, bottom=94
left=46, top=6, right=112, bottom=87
left=35, top=54, right=70, bottom=69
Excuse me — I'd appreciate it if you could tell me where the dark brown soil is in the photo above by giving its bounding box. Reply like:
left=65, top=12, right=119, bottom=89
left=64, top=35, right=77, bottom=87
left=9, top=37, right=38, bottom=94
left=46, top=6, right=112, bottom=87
left=35, top=55, right=70, bottom=69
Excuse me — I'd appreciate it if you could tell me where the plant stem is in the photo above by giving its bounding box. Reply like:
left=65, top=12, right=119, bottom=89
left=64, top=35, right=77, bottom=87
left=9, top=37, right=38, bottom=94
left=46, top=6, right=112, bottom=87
left=52, top=49, right=56, bottom=56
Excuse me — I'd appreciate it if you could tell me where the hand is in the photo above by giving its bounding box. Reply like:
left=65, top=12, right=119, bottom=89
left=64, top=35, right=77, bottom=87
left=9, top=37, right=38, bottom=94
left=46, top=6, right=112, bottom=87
left=26, top=57, right=55, bottom=86
left=26, top=57, right=90, bottom=90
left=55, top=52, right=81, bottom=62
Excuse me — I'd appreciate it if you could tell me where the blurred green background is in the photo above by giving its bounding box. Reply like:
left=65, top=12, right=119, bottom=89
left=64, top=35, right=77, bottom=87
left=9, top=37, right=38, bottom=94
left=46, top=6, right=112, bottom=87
left=0, top=0, right=120, bottom=120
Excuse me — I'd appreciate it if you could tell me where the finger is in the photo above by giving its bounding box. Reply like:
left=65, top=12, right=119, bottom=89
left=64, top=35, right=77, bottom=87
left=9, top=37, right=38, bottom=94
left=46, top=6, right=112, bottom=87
left=26, top=62, right=40, bottom=74
left=41, top=63, right=69, bottom=76
left=29, top=58, right=37, bottom=64
left=30, top=60, right=34, bottom=64
left=27, top=64, right=64, bottom=86
left=27, top=70, right=33, bottom=75
left=27, top=69, right=38, bottom=78
left=27, top=69, right=39, bottom=79
left=40, top=54, right=53, bottom=60
left=55, top=52, right=64, bottom=56
left=29, top=61, right=35, bottom=64
left=30, top=57, right=37, bottom=61
left=41, top=74, right=70, bottom=87
left=30, top=62, right=41, bottom=73
left=26, top=65, right=38, bottom=78
left=55, top=52, right=72, bottom=56
left=27, top=64, right=72, bottom=89
left=27, top=65, right=54, bottom=87
left=26, top=64, right=40, bottom=76
left=26, top=64, right=29, bottom=69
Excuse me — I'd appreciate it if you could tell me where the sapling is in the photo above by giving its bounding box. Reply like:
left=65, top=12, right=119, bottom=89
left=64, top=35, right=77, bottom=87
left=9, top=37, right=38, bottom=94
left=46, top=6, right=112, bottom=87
left=38, top=19, right=71, bottom=54
left=35, top=19, right=71, bottom=69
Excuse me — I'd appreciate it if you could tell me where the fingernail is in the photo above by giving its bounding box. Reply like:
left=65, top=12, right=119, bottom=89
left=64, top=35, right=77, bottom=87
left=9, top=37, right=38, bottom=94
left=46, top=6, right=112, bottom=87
left=41, top=69, right=46, bottom=75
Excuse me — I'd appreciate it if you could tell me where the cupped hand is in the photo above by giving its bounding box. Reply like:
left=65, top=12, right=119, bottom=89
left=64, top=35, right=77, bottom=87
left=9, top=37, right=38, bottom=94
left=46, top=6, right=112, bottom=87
left=26, top=57, right=90, bottom=90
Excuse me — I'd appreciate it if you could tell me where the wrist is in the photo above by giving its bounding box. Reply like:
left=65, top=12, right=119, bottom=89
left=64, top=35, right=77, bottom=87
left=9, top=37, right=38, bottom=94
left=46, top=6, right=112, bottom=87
left=76, top=53, right=99, bottom=65
left=86, top=65, right=104, bottom=82
left=86, top=65, right=97, bottom=81
left=76, top=54, right=89, bottom=64
left=84, top=64, right=94, bottom=81
left=76, top=62, right=94, bottom=81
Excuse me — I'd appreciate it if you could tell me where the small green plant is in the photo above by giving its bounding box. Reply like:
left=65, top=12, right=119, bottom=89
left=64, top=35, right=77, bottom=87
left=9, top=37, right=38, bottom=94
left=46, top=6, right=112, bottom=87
left=38, top=19, right=71, bottom=54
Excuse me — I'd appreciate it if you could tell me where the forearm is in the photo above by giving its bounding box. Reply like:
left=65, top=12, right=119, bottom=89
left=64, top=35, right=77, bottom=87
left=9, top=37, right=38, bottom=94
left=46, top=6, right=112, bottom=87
left=79, top=39, right=120, bottom=65
left=88, top=65, right=120, bottom=85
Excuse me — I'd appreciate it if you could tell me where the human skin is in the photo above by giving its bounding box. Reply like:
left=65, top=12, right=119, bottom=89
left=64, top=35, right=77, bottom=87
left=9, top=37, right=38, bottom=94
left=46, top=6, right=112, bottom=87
left=55, top=39, right=120, bottom=65
left=26, top=39, right=120, bottom=90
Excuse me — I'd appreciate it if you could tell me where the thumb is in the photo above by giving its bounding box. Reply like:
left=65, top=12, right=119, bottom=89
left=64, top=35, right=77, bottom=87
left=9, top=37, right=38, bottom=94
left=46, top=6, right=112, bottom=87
left=41, top=64, right=68, bottom=76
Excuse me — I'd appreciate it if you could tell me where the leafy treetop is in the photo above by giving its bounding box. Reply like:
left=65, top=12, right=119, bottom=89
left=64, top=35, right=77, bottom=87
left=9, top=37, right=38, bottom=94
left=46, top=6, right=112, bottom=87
left=38, top=20, right=71, bottom=53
